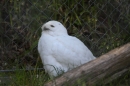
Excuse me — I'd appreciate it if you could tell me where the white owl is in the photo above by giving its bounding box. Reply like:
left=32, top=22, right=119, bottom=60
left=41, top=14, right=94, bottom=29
left=38, top=20, right=96, bottom=77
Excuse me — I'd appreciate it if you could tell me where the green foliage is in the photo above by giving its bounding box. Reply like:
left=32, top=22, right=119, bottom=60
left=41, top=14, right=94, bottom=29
left=0, top=69, right=50, bottom=86
left=11, top=70, right=49, bottom=86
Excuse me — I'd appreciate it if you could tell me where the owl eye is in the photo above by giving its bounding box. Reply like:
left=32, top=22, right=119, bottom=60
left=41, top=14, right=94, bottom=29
left=50, top=25, right=54, bottom=27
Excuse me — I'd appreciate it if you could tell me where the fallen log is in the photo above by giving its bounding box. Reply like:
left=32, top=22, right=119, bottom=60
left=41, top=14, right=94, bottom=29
left=45, top=43, right=130, bottom=86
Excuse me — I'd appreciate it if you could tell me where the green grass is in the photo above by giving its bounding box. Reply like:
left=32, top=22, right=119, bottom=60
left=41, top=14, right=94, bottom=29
left=0, top=68, right=50, bottom=86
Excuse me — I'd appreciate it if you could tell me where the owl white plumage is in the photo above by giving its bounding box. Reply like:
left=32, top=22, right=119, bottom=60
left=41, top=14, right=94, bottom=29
left=38, top=20, right=96, bottom=77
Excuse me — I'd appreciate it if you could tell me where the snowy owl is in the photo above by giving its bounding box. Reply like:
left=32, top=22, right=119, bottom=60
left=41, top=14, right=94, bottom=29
left=38, top=20, right=96, bottom=77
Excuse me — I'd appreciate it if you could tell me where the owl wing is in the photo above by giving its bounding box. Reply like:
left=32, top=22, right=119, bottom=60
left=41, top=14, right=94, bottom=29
left=51, top=36, right=96, bottom=69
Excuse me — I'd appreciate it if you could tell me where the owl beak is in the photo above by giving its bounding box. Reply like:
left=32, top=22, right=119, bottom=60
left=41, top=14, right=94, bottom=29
left=43, top=26, right=49, bottom=30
